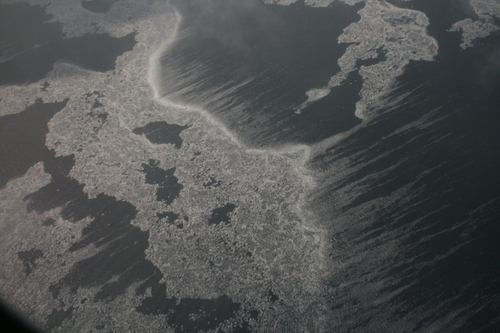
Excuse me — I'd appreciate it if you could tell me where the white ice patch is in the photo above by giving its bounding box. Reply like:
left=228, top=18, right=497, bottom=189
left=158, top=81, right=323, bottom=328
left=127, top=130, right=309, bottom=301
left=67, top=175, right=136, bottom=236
left=0, top=0, right=329, bottom=331
left=469, top=0, right=500, bottom=19
left=266, top=0, right=438, bottom=119
left=449, top=0, right=500, bottom=49
left=450, top=18, right=500, bottom=49
left=297, top=1, right=438, bottom=118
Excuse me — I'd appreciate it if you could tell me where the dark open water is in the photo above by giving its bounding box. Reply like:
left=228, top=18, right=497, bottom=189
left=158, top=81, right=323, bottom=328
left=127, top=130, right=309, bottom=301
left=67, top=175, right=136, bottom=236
left=306, top=0, right=500, bottom=331
left=163, top=0, right=500, bottom=331
left=0, top=0, right=499, bottom=331
left=0, top=3, right=136, bottom=86
left=162, top=0, right=364, bottom=147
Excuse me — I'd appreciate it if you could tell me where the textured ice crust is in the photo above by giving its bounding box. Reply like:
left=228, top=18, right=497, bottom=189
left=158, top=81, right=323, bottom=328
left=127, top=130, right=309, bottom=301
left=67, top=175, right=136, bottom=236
left=2, top=0, right=495, bottom=332
left=326, top=1, right=438, bottom=119
left=450, top=0, right=500, bottom=49
left=266, top=0, right=438, bottom=119
left=0, top=0, right=326, bottom=332
left=450, top=19, right=500, bottom=49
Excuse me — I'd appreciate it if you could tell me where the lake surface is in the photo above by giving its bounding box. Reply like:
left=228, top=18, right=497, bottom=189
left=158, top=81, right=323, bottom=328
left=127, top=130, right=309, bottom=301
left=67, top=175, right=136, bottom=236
left=308, top=0, right=500, bottom=330
left=0, top=0, right=499, bottom=332
left=161, top=0, right=500, bottom=331
left=161, top=0, right=364, bottom=147
left=0, top=3, right=136, bottom=86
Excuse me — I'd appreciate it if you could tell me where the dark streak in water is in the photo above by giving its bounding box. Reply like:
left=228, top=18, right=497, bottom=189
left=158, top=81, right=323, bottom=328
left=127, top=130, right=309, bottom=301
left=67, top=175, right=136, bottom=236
left=0, top=98, right=69, bottom=189
left=81, top=0, right=119, bottom=13
left=44, top=307, right=74, bottom=331
left=209, top=203, right=237, bottom=225
left=204, top=176, right=221, bottom=188
left=157, top=211, right=183, bottom=229
left=137, top=285, right=242, bottom=333
left=141, top=159, right=183, bottom=205
left=17, top=249, right=44, bottom=276
left=42, top=218, right=56, bottom=226
left=157, top=211, right=179, bottom=223
left=356, top=47, right=387, bottom=67
left=267, top=289, right=279, bottom=303
left=133, top=121, right=190, bottom=148
left=23, top=152, right=243, bottom=331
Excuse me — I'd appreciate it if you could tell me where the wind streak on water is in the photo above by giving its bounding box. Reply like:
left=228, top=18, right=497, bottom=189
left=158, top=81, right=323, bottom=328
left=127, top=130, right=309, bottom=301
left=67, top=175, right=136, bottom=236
left=159, top=0, right=364, bottom=148
left=308, top=32, right=500, bottom=330
left=154, top=0, right=500, bottom=331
